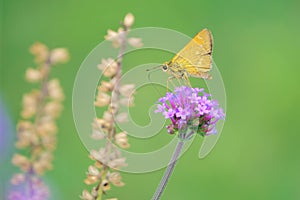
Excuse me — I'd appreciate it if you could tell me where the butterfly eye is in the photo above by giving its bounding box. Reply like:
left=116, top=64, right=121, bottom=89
left=162, top=65, right=168, bottom=71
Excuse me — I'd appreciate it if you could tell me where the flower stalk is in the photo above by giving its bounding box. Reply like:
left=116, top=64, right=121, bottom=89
left=81, top=13, right=143, bottom=200
left=153, top=86, right=225, bottom=199
left=95, top=28, right=127, bottom=200
left=152, top=140, right=184, bottom=200
left=9, top=42, right=69, bottom=200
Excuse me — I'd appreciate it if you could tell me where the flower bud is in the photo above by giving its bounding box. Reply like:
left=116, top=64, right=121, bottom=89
left=84, top=175, right=98, bottom=185
left=102, top=111, right=113, bottom=123
left=98, top=58, right=118, bottom=77
left=119, top=84, right=135, bottom=97
left=108, top=157, right=127, bottom=169
left=98, top=81, right=114, bottom=92
left=94, top=92, right=111, bottom=107
left=25, top=68, right=42, bottom=82
left=123, top=13, right=134, bottom=27
left=128, top=37, right=143, bottom=48
left=108, top=172, right=124, bottom=187
left=115, top=112, right=128, bottom=123
left=88, top=165, right=100, bottom=176
left=30, top=42, right=49, bottom=63
left=104, top=29, right=122, bottom=48
left=115, top=132, right=130, bottom=149
left=47, top=79, right=65, bottom=101
left=44, top=101, right=63, bottom=118
left=95, top=161, right=103, bottom=169
left=12, top=154, right=30, bottom=172
left=50, top=48, right=69, bottom=64
left=80, top=190, right=94, bottom=200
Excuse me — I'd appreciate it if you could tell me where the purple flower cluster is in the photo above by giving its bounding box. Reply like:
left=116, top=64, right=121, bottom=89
left=155, top=86, right=225, bottom=136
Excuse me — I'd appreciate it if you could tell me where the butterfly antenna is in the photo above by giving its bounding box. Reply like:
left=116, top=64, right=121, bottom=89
left=146, top=65, right=161, bottom=72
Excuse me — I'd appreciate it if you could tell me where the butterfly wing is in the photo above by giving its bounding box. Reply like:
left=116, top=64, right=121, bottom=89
left=171, top=29, right=213, bottom=78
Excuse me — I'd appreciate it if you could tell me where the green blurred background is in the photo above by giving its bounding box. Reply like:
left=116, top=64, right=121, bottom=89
left=1, top=0, right=300, bottom=199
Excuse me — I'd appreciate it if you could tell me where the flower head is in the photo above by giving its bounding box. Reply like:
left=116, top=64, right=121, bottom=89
left=155, top=86, right=225, bottom=136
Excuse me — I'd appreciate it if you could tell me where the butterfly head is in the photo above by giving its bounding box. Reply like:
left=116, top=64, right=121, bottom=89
left=162, top=62, right=169, bottom=72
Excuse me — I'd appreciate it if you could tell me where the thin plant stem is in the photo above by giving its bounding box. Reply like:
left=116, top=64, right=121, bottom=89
left=152, top=140, right=184, bottom=200
left=96, top=191, right=102, bottom=200
left=95, top=170, right=105, bottom=200
left=96, top=26, right=128, bottom=200
left=28, top=57, right=52, bottom=199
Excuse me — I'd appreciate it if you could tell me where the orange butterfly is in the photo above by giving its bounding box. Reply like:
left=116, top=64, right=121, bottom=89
left=161, top=29, right=213, bottom=87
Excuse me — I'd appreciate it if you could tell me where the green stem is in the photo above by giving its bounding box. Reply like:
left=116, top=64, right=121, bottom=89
left=96, top=189, right=103, bottom=200
left=96, top=170, right=107, bottom=200
left=151, top=140, right=184, bottom=200
left=152, top=126, right=196, bottom=200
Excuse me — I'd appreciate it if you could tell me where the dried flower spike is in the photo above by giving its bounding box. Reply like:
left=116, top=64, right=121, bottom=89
left=9, top=42, right=69, bottom=200
left=82, top=13, right=142, bottom=200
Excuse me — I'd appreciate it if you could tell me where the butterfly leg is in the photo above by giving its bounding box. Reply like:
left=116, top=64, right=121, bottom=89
left=175, top=76, right=182, bottom=86
left=182, top=73, right=192, bottom=87
left=166, top=76, right=177, bottom=92
left=177, top=78, right=187, bottom=87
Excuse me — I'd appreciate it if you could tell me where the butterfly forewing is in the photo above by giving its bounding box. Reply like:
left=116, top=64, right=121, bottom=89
left=171, top=29, right=213, bottom=78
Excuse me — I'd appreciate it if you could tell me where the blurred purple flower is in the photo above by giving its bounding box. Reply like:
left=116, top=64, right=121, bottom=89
left=9, top=176, right=49, bottom=200
left=155, top=86, right=225, bottom=136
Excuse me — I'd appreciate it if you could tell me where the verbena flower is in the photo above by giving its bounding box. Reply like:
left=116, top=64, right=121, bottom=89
left=155, top=86, right=225, bottom=137
left=152, top=86, right=225, bottom=200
